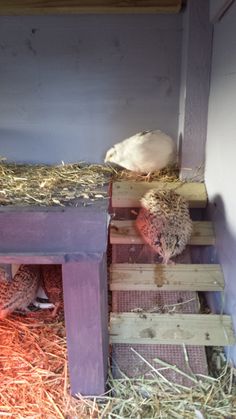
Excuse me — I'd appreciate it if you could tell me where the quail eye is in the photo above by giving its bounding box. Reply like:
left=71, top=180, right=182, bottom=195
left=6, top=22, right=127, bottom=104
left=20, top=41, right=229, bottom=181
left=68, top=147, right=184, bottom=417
left=155, top=236, right=161, bottom=246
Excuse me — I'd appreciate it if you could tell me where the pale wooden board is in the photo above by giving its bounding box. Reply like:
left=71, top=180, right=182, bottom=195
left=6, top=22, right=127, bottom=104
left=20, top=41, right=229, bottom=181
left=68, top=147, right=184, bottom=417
left=110, top=263, right=224, bottom=291
left=110, top=313, right=236, bottom=346
left=112, top=181, right=207, bottom=208
left=0, top=0, right=182, bottom=14
left=110, top=220, right=215, bottom=246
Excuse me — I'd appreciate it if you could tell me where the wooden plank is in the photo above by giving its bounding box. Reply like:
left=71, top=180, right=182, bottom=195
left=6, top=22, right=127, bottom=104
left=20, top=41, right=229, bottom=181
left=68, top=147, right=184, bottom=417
left=0, top=251, right=105, bottom=264
left=0, top=207, right=109, bottom=254
left=112, top=181, right=207, bottom=208
left=110, top=263, right=224, bottom=291
left=110, top=220, right=215, bottom=246
left=0, top=0, right=182, bottom=15
left=62, top=253, right=109, bottom=396
left=110, top=313, right=236, bottom=346
left=179, top=0, right=213, bottom=180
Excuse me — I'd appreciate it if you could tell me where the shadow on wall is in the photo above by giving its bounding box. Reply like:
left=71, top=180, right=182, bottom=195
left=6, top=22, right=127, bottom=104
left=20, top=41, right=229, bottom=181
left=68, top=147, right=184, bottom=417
left=205, top=194, right=236, bottom=364
left=0, top=128, right=68, bottom=164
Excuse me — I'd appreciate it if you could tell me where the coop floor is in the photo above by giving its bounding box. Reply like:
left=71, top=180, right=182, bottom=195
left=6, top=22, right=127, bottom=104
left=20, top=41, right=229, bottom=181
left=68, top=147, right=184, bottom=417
left=0, top=309, right=235, bottom=418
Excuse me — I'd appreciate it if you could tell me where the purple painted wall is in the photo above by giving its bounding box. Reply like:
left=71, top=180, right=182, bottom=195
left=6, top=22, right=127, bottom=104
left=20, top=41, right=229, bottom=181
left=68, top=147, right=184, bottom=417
left=0, top=14, right=182, bottom=164
left=205, top=0, right=236, bottom=363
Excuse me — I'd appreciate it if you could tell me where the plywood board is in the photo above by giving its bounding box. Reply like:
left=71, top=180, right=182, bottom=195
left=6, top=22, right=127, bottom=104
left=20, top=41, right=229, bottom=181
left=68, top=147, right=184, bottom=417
left=110, top=220, right=215, bottom=246
left=0, top=0, right=182, bottom=15
left=110, top=313, right=236, bottom=345
left=112, top=181, right=207, bottom=208
left=110, top=263, right=224, bottom=291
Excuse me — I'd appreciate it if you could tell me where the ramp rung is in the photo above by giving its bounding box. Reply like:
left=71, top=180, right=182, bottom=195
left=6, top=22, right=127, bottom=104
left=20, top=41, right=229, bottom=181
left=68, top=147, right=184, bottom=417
left=110, top=263, right=224, bottom=291
left=110, top=220, right=215, bottom=246
left=110, top=313, right=235, bottom=346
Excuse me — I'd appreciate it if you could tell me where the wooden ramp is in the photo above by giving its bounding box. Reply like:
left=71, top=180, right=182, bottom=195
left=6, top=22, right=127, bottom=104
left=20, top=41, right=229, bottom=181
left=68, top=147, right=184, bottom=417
left=109, top=180, right=235, bottom=383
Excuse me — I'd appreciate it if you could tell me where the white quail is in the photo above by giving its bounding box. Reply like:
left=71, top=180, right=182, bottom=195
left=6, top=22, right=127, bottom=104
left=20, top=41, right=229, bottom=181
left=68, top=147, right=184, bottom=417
left=104, top=130, right=176, bottom=174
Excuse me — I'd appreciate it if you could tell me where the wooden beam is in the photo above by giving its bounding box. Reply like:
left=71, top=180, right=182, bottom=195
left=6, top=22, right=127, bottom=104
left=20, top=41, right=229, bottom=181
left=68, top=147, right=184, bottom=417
left=110, top=220, right=215, bottom=246
left=179, top=0, right=213, bottom=180
left=63, top=253, right=109, bottom=396
left=112, top=181, right=207, bottom=208
left=0, top=251, right=105, bottom=264
left=0, top=0, right=182, bottom=15
left=110, top=313, right=236, bottom=346
left=110, top=263, right=224, bottom=291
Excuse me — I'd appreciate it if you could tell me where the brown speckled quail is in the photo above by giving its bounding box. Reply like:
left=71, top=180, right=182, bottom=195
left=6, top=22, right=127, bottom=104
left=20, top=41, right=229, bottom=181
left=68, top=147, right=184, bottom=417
left=0, top=265, right=41, bottom=319
left=41, top=265, right=63, bottom=317
left=136, top=189, right=192, bottom=264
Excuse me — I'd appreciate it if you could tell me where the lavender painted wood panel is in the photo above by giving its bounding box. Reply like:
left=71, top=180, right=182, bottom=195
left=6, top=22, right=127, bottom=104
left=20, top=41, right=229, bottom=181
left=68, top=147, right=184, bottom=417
left=179, top=0, right=213, bottom=180
left=0, top=14, right=181, bottom=164
left=0, top=205, right=109, bottom=253
left=62, top=253, right=108, bottom=396
left=0, top=251, right=104, bottom=264
left=205, top=1, right=236, bottom=363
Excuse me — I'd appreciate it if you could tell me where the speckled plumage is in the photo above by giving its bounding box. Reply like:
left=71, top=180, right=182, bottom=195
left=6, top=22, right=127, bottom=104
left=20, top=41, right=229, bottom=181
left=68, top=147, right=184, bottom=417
left=136, top=189, right=192, bottom=264
left=0, top=265, right=41, bottom=319
left=104, top=130, right=176, bottom=173
left=41, top=265, right=63, bottom=317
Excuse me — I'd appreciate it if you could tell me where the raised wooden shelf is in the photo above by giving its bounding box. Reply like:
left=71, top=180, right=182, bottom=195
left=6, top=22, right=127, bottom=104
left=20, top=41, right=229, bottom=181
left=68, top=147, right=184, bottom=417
left=112, top=181, right=207, bottom=208
left=0, top=0, right=182, bottom=15
left=110, top=313, right=236, bottom=346
left=110, top=263, right=224, bottom=291
left=110, top=220, right=215, bottom=246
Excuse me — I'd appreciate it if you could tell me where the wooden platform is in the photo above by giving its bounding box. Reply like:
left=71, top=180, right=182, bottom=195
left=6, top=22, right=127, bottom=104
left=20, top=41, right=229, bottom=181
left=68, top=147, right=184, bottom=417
left=0, top=199, right=110, bottom=396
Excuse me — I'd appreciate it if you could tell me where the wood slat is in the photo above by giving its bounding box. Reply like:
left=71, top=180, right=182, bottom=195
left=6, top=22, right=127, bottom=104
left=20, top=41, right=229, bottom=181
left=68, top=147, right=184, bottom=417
left=0, top=251, right=104, bottom=264
left=110, top=220, right=215, bottom=246
left=0, top=0, right=182, bottom=15
left=110, top=313, right=236, bottom=346
left=110, top=263, right=224, bottom=291
left=112, top=181, right=207, bottom=208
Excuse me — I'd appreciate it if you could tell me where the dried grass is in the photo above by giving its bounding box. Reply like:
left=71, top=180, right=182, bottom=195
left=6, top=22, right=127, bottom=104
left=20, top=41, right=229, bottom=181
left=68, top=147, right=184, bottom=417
left=0, top=159, right=179, bottom=207
left=0, top=160, right=113, bottom=207
left=0, top=311, right=235, bottom=419
left=113, top=164, right=179, bottom=183
left=0, top=311, right=94, bottom=418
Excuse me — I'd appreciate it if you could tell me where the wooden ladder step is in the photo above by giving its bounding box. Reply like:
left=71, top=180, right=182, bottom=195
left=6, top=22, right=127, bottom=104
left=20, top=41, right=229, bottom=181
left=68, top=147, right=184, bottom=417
left=110, top=220, right=215, bottom=246
left=112, top=181, right=207, bottom=208
left=110, top=313, right=236, bottom=346
left=110, top=263, right=224, bottom=291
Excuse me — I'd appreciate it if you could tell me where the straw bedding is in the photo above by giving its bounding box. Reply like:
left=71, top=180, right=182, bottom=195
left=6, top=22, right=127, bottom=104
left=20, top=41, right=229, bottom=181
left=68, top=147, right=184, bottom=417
left=0, top=159, right=179, bottom=207
left=0, top=311, right=235, bottom=418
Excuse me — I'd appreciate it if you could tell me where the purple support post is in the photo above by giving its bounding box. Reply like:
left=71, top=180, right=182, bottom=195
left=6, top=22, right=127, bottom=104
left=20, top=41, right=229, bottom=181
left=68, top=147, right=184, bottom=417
left=62, top=252, right=109, bottom=396
left=179, top=0, right=213, bottom=181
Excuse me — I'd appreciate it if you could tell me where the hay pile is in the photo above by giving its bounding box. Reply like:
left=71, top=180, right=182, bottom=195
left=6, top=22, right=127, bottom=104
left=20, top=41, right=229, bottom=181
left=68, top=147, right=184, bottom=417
left=0, top=312, right=94, bottom=418
left=0, top=311, right=235, bottom=418
left=0, top=159, right=179, bottom=207
left=113, top=164, right=179, bottom=183
left=0, top=160, right=113, bottom=207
